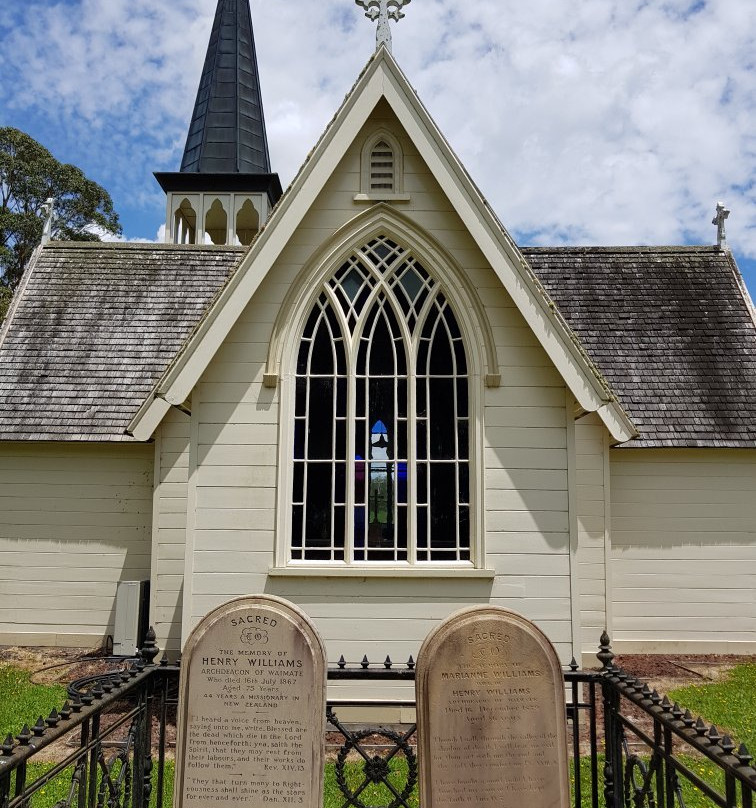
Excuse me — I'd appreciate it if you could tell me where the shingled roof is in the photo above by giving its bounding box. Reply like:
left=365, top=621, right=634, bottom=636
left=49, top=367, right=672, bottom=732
left=524, top=246, right=756, bottom=448
left=0, top=242, right=754, bottom=447
left=0, top=242, right=242, bottom=441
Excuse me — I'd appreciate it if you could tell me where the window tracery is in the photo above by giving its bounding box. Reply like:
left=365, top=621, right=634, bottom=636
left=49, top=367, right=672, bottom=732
left=291, top=235, right=471, bottom=565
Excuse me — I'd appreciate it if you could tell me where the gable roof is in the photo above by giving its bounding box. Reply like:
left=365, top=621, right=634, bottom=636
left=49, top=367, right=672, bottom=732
left=0, top=242, right=754, bottom=447
left=0, top=242, right=242, bottom=441
left=128, top=47, right=636, bottom=444
left=524, top=246, right=756, bottom=448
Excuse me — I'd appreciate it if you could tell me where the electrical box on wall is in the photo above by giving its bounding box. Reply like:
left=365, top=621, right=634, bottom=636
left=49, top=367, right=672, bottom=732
left=113, top=580, right=150, bottom=656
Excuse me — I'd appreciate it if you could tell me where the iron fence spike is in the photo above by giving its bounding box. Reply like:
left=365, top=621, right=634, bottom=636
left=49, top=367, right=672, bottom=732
left=736, top=743, right=753, bottom=765
left=695, top=717, right=708, bottom=735
left=337, top=655, right=346, bottom=669
left=682, top=709, right=694, bottom=726
left=45, top=709, right=59, bottom=728
left=31, top=717, right=46, bottom=737
left=407, top=655, right=415, bottom=669
left=16, top=725, right=31, bottom=745
left=361, top=655, right=370, bottom=669
left=661, top=695, right=671, bottom=711
left=671, top=702, right=683, bottom=719
left=721, top=735, right=735, bottom=754
left=2, top=734, right=14, bottom=755
left=708, top=726, right=721, bottom=745
left=651, top=689, right=662, bottom=705
left=384, top=656, right=392, bottom=669
left=569, top=657, right=578, bottom=671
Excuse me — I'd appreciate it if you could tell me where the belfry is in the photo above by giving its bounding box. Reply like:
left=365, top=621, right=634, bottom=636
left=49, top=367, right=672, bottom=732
left=155, top=0, right=282, bottom=245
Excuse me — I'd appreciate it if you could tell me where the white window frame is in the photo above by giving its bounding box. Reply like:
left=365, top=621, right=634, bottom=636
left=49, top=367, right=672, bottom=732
left=270, top=215, right=498, bottom=576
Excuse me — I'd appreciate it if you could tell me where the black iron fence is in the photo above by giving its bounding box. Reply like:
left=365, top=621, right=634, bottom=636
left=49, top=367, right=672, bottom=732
left=1, top=632, right=754, bottom=808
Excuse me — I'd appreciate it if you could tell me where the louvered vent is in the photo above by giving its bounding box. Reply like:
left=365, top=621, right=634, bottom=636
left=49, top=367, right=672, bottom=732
left=370, top=141, right=394, bottom=192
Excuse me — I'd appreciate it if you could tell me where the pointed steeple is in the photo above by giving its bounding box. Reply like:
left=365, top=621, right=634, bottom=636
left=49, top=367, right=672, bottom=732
left=181, top=0, right=271, bottom=174
left=155, top=0, right=282, bottom=245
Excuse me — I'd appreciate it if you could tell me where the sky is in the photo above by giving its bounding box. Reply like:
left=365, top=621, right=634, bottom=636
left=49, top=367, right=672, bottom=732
left=1, top=0, right=755, bottom=296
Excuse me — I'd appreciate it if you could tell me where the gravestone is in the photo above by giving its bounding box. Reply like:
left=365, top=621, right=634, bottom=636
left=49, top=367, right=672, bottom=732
left=174, top=595, right=327, bottom=808
left=416, top=606, right=570, bottom=808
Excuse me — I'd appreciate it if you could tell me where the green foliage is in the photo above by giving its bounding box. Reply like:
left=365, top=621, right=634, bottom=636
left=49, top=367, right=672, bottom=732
left=0, top=127, right=121, bottom=289
left=0, top=665, right=67, bottom=739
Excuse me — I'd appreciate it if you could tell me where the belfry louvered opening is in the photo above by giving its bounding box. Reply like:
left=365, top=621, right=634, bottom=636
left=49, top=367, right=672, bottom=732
left=369, top=141, right=395, bottom=193
left=291, top=235, right=472, bottom=565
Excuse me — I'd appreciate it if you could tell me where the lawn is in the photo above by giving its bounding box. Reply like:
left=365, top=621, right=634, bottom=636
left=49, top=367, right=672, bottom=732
left=0, top=664, right=67, bottom=739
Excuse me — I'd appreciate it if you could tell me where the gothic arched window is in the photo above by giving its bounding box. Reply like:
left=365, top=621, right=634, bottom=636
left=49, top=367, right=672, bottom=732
left=291, top=236, right=471, bottom=565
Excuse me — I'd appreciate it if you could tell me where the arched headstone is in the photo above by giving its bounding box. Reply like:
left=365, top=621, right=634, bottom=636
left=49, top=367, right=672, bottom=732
left=175, top=595, right=327, bottom=808
left=416, top=606, right=570, bottom=807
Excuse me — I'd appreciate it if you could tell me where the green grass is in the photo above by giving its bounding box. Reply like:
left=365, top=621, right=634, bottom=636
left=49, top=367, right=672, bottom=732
left=669, top=663, right=756, bottom=752
left=0, top=665, right=67, bottom=739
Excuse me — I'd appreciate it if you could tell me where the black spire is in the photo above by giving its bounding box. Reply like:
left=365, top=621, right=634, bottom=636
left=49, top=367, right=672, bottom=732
left=180, top=0, right=271, bottom=174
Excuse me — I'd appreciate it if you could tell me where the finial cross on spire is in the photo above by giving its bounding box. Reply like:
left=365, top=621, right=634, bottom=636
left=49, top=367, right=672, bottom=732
left=355, top=0, right=411, bottom=53
left=712, top=201, right=730, bottom=250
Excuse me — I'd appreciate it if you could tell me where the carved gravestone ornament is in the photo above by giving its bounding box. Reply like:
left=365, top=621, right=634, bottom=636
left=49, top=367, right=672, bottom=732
left=416, top=606, right=570, bottom=807
left=175, top=595, right=327, bottom=808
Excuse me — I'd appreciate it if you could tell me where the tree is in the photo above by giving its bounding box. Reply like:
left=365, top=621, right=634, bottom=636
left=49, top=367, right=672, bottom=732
left=0, top=127, right=121, bottom=294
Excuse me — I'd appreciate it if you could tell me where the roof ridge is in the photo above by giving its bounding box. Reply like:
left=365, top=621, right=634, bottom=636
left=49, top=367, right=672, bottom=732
left=520, top=245, right=722, bottom=254
left=41, top=241, right=247, bottom=252
left=0, top=244, right=43, bottom=351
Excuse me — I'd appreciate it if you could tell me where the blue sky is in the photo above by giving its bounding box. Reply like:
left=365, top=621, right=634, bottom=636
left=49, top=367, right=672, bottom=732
left=2, top=0, right=755, bottom=297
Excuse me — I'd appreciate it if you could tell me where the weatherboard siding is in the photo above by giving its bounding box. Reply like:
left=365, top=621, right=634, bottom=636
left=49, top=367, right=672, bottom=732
left=151, top=408, right=191, bottom=654
left=183, top=107, right=576, bottom=664
left=575, top=413, right=610, bottom=651
left=610, top=448, right=756, bottom=652
left=0, top=442, right=153, bottom=647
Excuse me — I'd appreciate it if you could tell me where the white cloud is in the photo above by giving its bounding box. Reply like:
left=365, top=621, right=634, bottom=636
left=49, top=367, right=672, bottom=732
left=2, top=0, right=755, bottom=271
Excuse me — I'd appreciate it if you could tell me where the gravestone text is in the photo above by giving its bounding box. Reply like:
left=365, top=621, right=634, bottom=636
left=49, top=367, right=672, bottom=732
left=175, top=596, right=327, bottom=808
left=416, top=606, right=570, bottom=808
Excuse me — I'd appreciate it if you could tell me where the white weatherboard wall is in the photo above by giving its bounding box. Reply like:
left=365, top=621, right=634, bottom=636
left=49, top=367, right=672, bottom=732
left=151, top=407, right=192, bottom=654
left=610, top=448, right=756, bottom=654
left=178, top=105, right=578, bottom=668
left=575, top=413, right=611, bottom=658
left=0, top=443, right=153, bottom=647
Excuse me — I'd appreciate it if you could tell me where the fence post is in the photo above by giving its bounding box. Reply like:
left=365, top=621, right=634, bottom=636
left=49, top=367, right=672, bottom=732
left=597, top=631, right=623, bottom=808
left=133, top=628, right=159, bottom=808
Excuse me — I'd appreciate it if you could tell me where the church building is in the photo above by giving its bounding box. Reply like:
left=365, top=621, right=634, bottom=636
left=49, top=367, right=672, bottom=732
left=0, top=0, right=755, bottom=666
